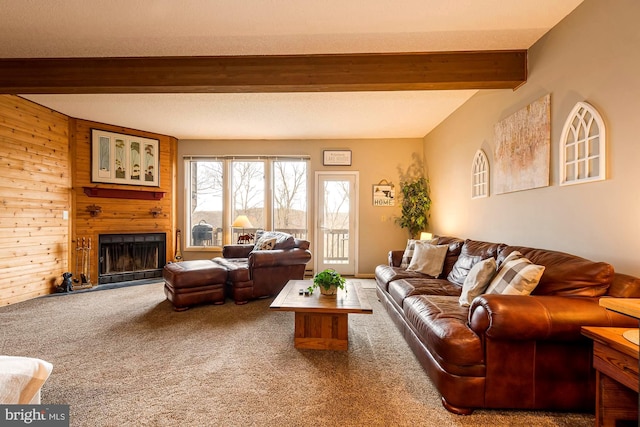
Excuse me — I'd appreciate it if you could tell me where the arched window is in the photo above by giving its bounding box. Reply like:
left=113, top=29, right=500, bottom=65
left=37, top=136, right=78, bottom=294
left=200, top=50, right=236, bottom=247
left=559, top=102, right=606, bottom=186
left=471, top=149, right=489, bottom=199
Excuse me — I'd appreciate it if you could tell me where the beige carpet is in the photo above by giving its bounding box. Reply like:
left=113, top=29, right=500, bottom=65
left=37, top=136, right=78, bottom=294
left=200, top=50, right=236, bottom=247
left=0, top=282, right=593, bottom=426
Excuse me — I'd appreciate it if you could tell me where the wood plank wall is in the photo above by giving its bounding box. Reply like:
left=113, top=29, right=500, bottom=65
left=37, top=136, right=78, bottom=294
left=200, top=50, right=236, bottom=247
left=0, top=95, right=70, bottom=305
left=70, top=118, right=177, bottom=285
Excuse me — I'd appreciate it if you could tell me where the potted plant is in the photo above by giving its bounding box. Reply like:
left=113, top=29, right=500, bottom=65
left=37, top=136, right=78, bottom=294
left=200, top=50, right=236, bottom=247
left=308, top=269, right=346, bottom=296
left=395, top=176, right=431, bottom=238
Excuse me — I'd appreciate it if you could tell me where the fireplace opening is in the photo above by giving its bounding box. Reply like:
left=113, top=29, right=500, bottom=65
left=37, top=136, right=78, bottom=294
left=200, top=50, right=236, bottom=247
left=98, top=233, right=166, bottom=284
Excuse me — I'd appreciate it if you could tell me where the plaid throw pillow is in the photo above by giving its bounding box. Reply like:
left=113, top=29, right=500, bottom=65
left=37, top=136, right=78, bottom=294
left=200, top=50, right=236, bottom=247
left=486, top=251, right=545, bottom=296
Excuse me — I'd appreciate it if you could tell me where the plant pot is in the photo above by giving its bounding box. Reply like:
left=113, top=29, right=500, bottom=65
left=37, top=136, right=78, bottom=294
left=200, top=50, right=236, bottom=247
left=319, top=285, right=337, bottom=296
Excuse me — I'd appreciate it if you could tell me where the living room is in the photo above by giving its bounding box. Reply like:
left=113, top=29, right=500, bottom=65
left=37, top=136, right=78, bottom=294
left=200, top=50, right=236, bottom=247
left=2, top=0, right=640, bottom=424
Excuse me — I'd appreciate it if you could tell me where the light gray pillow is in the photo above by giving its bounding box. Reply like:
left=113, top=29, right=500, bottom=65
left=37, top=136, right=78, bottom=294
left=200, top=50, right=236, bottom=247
left=406, top=242, right=449, bottom=277
left=459, top=257, right=497, bottom=306
left=400, top=238, right=437, bottom=268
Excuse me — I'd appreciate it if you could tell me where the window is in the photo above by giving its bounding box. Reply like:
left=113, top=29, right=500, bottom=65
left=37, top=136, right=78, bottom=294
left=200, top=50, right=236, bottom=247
left=559, top=101, right=606, bottom=186
left=185, top=157, right=308, bottom=249
left=471, top=149, right=489, bottom=199
left=188, top=160, right=223, bottom=247
left=273, top=160, right=308, bottom=236
left=231, top=160, right=266, bottom=231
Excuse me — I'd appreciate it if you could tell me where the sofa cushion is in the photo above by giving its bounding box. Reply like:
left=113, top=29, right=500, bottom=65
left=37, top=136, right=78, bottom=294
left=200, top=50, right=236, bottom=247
left=499, top=246, right=613, bottom=297
left=459, top=257, right=497, bottom=306
left=389, top=278, right=462, bottom=307
left=486, top=251, right=544, bottom=296
left=374, top=265, right=433, bottom=291
left=403, top=295, right=485, bottom=375
left=448, top=239, right=506, bottom=285
left=212, top=257, right=251, bottom=282
left=447, top=254, right=482, bottom=286
left=432, top=236, right=465, bottom=279
left=608, top=273, right=640, bottom=298
left=294, top=238, right=310, bottom=250
left=406, top=243, right=449, bottom=277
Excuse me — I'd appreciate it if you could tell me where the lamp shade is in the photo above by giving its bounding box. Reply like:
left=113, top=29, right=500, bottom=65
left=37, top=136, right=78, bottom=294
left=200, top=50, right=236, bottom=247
left=232, top=215, right=253, bottom=229
left=419, top=232, right=433, bottom=241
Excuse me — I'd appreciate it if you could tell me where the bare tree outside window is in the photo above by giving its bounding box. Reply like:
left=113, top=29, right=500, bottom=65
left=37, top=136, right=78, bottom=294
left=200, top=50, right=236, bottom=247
left=186, top=157, right=309, bottom=248
left=190, top=161, right=223, bottom=246
left=232, top=161, right=265, bottom=230
left=273, top=160, right=307, bottom=237
left=322, top=180, right=350, bottom=263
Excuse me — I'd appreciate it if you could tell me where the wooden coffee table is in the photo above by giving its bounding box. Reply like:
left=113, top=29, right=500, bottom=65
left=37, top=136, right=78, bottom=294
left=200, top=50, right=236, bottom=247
left=270, top=279, right=373, bottom=351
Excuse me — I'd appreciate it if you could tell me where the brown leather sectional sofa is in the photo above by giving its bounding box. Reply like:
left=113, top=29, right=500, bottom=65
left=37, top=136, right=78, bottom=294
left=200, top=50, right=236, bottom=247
left=375, top=236, right=640, bottom=415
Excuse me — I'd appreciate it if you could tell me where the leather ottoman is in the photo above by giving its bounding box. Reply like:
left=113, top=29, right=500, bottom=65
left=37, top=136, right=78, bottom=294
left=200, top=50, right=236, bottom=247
left=212, top=257, right=253, bottom=304
left=163, top=260, right=227, bottom=311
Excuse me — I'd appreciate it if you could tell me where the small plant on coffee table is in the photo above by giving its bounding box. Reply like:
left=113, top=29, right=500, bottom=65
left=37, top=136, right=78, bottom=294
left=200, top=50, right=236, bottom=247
left=308, top=269, right=346, bottom=296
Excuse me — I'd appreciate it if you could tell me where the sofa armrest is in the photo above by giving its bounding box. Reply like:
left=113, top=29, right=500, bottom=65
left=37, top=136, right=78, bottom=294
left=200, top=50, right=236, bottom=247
left=389, top=250, right=404, bottom=267
left=249, top=248, right=312, bottom=268
left=469, top=294, right=637, bottom=341
left=222, top=244, right=254, bottom=259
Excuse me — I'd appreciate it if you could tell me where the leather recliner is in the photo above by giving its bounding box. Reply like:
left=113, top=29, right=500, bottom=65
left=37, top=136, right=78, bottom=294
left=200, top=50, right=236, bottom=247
left=213, top=233, right=312, bottom=304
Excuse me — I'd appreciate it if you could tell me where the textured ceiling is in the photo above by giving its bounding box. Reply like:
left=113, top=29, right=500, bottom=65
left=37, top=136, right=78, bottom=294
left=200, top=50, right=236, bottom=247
left=4, top=0, right=584, bottom=139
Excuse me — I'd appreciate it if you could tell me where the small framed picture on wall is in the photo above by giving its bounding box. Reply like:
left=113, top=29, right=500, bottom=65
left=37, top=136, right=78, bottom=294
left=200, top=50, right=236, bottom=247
left=323, top=150, right=352, bottom=166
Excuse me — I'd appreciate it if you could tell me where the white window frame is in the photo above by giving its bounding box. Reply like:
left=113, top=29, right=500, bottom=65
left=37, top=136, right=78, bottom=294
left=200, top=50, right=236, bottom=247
left=183, top=156, right=309, bottom=250
left=471, top=149, right=489, bottom=199
left=559, top=101, right=606, bottom=186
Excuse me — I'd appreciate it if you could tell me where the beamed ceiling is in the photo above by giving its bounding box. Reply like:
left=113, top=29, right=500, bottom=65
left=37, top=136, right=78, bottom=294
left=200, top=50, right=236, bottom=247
left=0, top=0, right=584, bottom=140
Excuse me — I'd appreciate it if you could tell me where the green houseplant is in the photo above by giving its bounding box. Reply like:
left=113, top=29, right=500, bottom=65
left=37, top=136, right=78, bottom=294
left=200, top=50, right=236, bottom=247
left=308, top=269, right=346, bottom=296
left=396, top=176, right=431, bottom=238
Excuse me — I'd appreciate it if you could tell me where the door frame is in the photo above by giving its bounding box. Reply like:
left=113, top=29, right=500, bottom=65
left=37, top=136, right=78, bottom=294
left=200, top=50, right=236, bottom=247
left=314, top=171, right=359, bottom=276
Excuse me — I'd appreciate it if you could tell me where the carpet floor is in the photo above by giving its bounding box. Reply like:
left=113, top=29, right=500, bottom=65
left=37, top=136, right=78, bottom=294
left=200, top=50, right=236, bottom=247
left=0, top=281, right=594, bottom=426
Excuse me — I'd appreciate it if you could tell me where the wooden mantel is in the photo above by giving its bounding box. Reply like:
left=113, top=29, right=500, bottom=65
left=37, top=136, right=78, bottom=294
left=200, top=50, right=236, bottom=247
left=83, top=187, right=165, bottom=200
left=0, top=50, right=527, bottom=94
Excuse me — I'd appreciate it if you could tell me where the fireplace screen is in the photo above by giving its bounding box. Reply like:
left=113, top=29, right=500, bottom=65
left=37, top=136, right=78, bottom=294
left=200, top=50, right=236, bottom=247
left=98, top=233, right=166, bottom=284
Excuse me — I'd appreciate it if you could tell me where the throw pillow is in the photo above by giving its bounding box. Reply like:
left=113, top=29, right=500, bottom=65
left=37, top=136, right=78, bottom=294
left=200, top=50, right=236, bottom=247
left=486, top=251, right=545, bottom=296
left=254, top=237, right=277, bottom=251
left=406, top=242, right=449, bottom=277
left=400, top=238, right=437, bottom=268
left=447, top=254, right=483, bottom=285
left=458, top=257, right=497, bottom=306
left=253, top=231, right=295, bottom=250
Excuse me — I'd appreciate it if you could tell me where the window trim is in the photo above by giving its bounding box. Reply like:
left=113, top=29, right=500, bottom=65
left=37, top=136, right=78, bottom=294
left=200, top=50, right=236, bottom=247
left=183, top=155, right=310, bottom=250
left=471, top=149, right=489, bottom=199
left=559, top=101, right=606, bottom=186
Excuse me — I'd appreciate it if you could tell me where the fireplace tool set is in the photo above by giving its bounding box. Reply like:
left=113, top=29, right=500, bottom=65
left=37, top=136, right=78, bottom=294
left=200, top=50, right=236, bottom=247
left=74, top=237, right=93, bottom=289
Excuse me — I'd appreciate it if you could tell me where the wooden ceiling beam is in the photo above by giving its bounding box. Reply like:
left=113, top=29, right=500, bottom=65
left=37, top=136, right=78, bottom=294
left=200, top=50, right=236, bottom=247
left=0, top=51, right=526, bottom=94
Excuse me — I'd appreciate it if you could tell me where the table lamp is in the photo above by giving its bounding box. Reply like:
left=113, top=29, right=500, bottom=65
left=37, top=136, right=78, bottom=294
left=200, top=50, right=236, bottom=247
left=232, top=215, right=253, bottom=243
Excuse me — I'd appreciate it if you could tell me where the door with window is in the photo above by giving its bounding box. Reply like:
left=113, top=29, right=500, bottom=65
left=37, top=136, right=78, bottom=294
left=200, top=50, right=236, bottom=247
left=315, top=172, right=358, bottom=275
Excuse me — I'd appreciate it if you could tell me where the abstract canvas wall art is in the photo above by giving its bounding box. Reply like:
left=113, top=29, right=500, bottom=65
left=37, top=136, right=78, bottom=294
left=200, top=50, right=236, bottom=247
left=494, top=94, right=550, bottom=194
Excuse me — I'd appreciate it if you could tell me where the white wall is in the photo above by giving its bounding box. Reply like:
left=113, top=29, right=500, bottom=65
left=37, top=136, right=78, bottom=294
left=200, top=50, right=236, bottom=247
left=424, top=0, right=640, bottom=276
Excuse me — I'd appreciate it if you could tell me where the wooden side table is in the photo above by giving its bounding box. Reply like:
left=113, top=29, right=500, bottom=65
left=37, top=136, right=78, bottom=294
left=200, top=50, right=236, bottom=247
left=582, top=326, right=639, bottom=426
